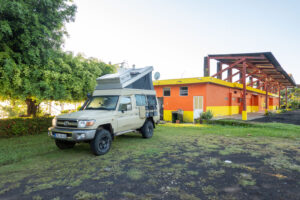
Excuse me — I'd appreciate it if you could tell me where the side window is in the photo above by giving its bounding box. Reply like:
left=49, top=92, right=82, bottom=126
left=146, top=95, right=157, bottom=108
left=163, top=88, right=170, bottom=96
left=135, top=94, right=147, bottom=106
left=118, top=96, right=132, bottom=111
left=180, top=87, right=188, bottom=96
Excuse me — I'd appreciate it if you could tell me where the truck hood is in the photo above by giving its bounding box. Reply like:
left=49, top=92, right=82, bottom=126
left=57, top=110, right=114, bottom=120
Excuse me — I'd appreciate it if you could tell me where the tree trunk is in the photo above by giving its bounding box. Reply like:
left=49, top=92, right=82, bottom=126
left=25, top=98, right=38, bottom=117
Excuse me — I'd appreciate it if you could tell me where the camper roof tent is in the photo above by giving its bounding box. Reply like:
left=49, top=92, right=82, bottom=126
left=95, top=66, right=154, bottom=90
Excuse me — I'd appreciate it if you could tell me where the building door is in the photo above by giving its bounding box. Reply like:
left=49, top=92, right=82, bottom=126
left=157, top=97, right=164, bottom=120
left=193, top=96, right=203, bottom=120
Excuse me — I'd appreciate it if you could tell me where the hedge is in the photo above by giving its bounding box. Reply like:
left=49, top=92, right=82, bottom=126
left=203, top=119, right=257, bottom=127
left=0, top=117, right=53, bottom=137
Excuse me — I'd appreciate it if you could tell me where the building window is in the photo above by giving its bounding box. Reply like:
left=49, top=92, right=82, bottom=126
left=163, top=88, right=170, bottom=96
left=180, top=87, right=188, bottom=96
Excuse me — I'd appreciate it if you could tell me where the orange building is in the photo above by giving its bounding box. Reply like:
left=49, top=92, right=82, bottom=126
left=154, top=53, right=295, bottom=122
left=154, top=77, right=279, bottom=122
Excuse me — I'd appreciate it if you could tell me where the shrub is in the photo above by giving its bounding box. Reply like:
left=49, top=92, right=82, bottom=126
left=279, top=109, right=288, bottom=113
left=0, top=117, right=53, bottom=137
left=200, top=110, right=213, bottom=120
left=265, top=111, right=275, bottom=116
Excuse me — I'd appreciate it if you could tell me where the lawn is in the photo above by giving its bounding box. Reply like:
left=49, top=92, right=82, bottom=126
left=0, top=123, right=300, bottom=200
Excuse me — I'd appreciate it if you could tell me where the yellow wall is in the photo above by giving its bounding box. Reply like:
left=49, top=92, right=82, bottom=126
left=206, top=106, right=239, bottom=117
left=183, top=111, right=194, bottom=123
left=247, top=106, right=259, bottom=112
left=163, top=110, right=195, bottom=123
left=163, top=110, right=174, bottom=122
left=269, top=105, right=278, bottom=110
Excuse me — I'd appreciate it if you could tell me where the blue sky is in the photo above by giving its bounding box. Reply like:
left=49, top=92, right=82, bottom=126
left=64, top=0, right=300, bottom=83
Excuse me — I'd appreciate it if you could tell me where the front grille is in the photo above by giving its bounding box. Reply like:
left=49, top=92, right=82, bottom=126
left=57, top=119, right=78, bottom=128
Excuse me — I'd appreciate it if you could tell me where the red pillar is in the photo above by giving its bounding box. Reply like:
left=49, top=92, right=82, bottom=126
left=278, top=87, right=281, bottom=109
left=217, top=62, right=222, bottom=79
left=242, top=62, right=247, bottom=120
left=285, top=87, right=288, bottom=108
left=265, top=83, right=269, bottom=112
left=227, top=68, right=232, bottom=82
left=204, top=57, right=210, bottom=77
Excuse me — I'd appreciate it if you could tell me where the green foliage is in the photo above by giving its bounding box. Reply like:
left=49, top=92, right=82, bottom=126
left=264, top=110, right=274, bottom=116
left=0, top=117, right=53, bottom=137
left=0, top=0, right=76, bottom=66
left=279, top=109, right=288, bottom=113
left=200, top=110, right=213, bottom=120
left=0, top=0, right=115, bottom=116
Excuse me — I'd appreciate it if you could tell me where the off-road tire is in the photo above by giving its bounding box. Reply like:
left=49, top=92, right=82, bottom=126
left=90, top=129, right=112, bottom=156
left=141, top=120, right=154, bottom=138
left=55, top=140, right=76, bottom=149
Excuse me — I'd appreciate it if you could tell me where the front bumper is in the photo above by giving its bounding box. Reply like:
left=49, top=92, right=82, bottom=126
left=48, top=127, right=97, bottom=142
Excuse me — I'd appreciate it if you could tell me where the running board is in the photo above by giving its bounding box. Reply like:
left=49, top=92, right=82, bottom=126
left=115, top=130, right=137, bottom=136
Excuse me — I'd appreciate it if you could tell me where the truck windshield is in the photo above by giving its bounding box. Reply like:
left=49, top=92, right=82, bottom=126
left=85, top=96, right=119, bottom=110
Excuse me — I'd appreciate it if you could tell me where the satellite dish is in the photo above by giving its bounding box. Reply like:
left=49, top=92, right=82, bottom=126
left=154, top=72, right=160, bottom=80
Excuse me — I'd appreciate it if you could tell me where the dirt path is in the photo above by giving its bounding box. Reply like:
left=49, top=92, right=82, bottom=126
left=251, top=110, right=300, bottom=125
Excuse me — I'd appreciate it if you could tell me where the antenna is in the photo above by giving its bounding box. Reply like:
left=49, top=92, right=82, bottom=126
left=154, top=72, right=160, bottom=80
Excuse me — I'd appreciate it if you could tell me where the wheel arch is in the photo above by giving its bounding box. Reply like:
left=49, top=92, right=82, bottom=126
left=146, top=117, right=155, bottom=128
left=97, top=124, right=114, bottom=140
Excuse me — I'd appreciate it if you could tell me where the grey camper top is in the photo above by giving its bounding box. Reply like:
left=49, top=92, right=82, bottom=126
left=95, top=66, right=154, bottom=90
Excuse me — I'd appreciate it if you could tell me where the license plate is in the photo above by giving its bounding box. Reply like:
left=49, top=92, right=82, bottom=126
left=54, top=133, right=67, bottom=139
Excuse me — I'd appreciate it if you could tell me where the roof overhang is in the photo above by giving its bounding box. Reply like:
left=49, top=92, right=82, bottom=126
left=208, top=52, right=296, bottom=87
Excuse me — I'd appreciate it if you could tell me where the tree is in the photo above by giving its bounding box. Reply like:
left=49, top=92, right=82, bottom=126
left=0, top=0, right=115, bottom=116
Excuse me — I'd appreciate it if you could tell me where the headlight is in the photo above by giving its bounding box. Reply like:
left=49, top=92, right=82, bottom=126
left=52, top=117, right=57, bottom=127
left=78, top=120, right=95, bottom=128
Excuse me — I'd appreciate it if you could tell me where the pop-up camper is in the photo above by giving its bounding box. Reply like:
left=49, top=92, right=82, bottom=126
left=49, top=66, right=160, bottom=156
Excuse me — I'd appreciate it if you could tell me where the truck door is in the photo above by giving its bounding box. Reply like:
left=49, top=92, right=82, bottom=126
left=116, top=96, right=139, bottom=132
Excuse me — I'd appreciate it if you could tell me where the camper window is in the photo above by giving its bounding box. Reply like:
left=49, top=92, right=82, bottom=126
left=135, top=94, right=147, bottom=106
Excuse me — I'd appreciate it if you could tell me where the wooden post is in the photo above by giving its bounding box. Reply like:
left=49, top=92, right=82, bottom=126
left=265, top=83, right=269, bottom=113
left=204, top=57, right=210, bottom=77
left=278, top=86, right=281, bottom=109
left=239, top=72, right=243, bottom=84
left=285, top=87, right=288, bottom=108
left=249, top=77, right=253, bottom=87
left=217, top=62, right=222, bottom=79
left=242, top=62, right=247, bottom=120
left=227, top=68, right=232, bottom=82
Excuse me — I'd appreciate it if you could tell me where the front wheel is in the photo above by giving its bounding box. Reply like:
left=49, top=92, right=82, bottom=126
left=55, top=140, right=76, bottom=149
left=141, top=120, right=154, bottom=138
left=90, top=129, right=112, bottom=156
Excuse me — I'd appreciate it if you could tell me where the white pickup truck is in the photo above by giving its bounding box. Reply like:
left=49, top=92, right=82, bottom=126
left=48, top=66, right=160, bottom=155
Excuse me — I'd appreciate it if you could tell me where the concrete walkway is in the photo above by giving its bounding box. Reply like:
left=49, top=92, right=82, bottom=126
left=213, top=111, right=266, bottom=120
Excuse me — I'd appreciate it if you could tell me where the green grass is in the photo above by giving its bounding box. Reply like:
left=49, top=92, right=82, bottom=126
left=0, top=122, right=299, bottom=199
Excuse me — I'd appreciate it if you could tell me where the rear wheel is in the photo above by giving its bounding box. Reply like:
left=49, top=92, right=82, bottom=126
left=55, top=140, right=76, bottom=149
left=141, top=120, right=154, bottom=138
left=90, top=129, right=112, bottom=156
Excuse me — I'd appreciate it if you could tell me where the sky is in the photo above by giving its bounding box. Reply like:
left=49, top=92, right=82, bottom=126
left=64, top=0, right=300, bottom=84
